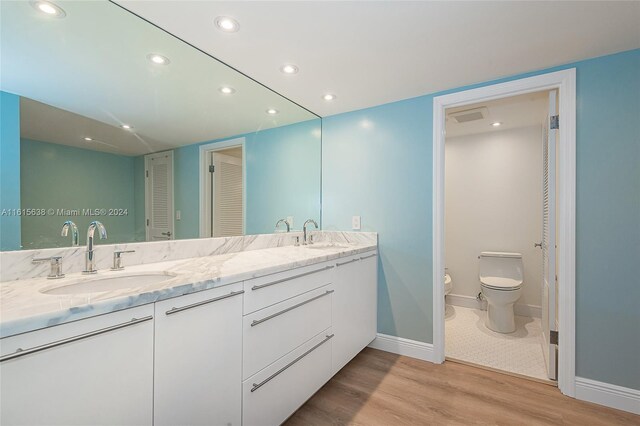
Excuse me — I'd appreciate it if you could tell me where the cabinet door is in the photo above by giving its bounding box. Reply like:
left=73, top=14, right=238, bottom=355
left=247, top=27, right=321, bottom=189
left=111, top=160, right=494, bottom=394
left=243, top=329, right=333, bottom=426
left=0, top=305, right=154, bottom=426
left=243, top=284, right=333, bottom=379
left=332, top=252, right=378, bottom=374
left=154, top=283, right=243, bottom=426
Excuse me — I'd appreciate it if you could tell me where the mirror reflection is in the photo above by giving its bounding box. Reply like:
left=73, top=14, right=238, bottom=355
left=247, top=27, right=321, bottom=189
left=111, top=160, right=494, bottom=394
left=0, top=0, right=321, bottom=251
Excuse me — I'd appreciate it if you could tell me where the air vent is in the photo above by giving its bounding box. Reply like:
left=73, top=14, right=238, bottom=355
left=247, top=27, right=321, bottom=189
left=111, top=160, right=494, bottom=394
left=448, top=106, right=489, bottom=123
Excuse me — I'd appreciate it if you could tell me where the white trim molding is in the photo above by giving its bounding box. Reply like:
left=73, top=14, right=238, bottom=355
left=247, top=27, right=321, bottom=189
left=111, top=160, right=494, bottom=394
left=198, top=138, right=246, bottom=238
left=432, top=69, right=577, bottom=397
left=368, top=333, right=435, bottom=363
left=575, top=377, right=640, bottom=415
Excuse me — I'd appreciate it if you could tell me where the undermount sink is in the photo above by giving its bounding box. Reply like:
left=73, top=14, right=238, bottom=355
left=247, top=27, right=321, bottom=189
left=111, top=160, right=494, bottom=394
left=303, top=242, right=349, bottom=250
left=41, top=272, right=176, bottom=295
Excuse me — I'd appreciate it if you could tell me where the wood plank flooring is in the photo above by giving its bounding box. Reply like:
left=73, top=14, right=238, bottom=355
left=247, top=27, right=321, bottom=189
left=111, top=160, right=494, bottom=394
left=285, top=348, right=639, bottom=426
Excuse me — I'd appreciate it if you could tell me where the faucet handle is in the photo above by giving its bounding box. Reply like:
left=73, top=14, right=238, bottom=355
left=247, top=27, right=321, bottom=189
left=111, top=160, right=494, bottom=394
left=294, top=236, right=300, bottom=247
left=111, top=250, right=135, bottom=271
left=32, top=256, right=65, bottom=279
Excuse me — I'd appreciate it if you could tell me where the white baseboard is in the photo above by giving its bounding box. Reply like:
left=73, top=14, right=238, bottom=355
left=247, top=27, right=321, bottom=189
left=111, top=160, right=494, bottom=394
left=368, top=333, right=435, bottom=363
left=446, top=293, right=541, bottom=318
left=575, top=377, right=640, bottom=415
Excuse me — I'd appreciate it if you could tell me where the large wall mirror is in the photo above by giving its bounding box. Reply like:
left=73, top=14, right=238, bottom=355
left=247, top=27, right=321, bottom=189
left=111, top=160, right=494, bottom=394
left=0, top=0, right=321, bottom=251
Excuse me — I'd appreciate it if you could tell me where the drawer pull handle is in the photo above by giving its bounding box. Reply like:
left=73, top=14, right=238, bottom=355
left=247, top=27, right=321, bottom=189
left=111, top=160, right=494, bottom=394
left=251, top=266, right=334, bottom=291
left=251, top=290, right=334, bottom=327
left=360, top=253, right=377, bottom=260
left=336, top=258, right=359, bottom=267
left=251, top=334, right=334, bottom=393
left=166, top=290, right=244, bottom=316
left=0, top=316, right=153, bottom=363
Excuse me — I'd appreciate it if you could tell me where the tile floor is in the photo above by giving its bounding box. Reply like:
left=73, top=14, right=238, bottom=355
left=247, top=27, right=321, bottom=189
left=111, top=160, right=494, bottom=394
left=445, top=304, right=549, bottom=381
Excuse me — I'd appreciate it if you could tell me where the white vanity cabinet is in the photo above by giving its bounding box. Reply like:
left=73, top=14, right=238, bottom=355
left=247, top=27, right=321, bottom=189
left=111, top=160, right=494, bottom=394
left=241, top=250, right=377, bottom=426
left=153, top=283, right=244, bottom=426
left=0, top=304, right=154, bottom=426
left=242, top=262, right=336, bottom=426
left=0, top=247, right=378, bottom=426
left=332, top=252, right=378, bottom=374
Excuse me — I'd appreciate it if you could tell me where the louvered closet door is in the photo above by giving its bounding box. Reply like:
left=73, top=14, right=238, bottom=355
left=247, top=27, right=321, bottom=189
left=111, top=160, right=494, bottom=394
left=542, top=90, right=558, bottom=380
left=212, top=152, right=243, bottom=237
left=145, top=151, right=174, bottom=241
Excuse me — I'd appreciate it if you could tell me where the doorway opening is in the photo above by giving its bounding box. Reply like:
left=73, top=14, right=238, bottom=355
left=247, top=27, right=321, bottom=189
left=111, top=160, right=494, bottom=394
left=443, top=90, right=556, bottom=383
left=199, top=138, right=246, bottom=238
left=432, top=70, right=576, bottom=396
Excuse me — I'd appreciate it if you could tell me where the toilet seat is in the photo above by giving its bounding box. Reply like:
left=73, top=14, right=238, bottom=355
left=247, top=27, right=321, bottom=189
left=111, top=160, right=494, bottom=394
left=480, top=276, right=522, bottom=290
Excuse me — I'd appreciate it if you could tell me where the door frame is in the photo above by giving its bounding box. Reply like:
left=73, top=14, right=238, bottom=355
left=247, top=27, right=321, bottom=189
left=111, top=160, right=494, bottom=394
left=144, top=150, right=175, bottom=241
left=432, top=69, right=576, bottom=396
left=198, top=137, right=246, bottom=237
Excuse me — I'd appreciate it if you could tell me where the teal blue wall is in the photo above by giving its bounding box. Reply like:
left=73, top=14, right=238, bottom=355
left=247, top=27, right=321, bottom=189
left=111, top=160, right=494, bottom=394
left=0, top=91, right=22, bottom=250
left=151, top=119, right=322, bottom=239
left=20, top=139, right=138, bottom=249
left=322, top=49, right=640, bottom=389
left=245, top=119, right=321, bottom=234
left=173, top=143, right=200, bottom=239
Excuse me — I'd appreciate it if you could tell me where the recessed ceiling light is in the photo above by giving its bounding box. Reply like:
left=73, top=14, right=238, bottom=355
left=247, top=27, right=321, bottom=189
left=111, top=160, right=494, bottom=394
left=266, top=109, right=279, bottom=115
left=121, top=124, right=133, bottom=130
left=30, top=1, right=66, bottom=18
left=491, top=122, right=502, bottom=127
left=280, top=64, right=299, bottom=75
left=215, top=16, right=239, bottom=32
left=219, top=86, right=236, bottom=95
left=147, top=54, right=170, bottom=65
left=83, top=137, right=93, bottom=141
left=323, top=93, right=336, bottom=101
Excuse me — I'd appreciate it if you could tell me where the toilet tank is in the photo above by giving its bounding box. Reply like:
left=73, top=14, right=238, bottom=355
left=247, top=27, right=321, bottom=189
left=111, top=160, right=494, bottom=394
left=479, top=252, right=524, bottom=284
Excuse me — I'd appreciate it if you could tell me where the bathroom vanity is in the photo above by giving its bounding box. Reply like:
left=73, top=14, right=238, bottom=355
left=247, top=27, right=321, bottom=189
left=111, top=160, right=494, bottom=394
left=0, top=232, right=377, bottom=426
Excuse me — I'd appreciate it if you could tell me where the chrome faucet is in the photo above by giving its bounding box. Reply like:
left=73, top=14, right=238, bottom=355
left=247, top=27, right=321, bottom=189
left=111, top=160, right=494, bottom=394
left=302, top=219, right=318, bottom=245
left=275, top=218, right=291, bottom=232
left=32, top=256, right=65, bottom=279
left=61, top=220, right=79, bottom=247
left=83, top=221, right=107, bottom=274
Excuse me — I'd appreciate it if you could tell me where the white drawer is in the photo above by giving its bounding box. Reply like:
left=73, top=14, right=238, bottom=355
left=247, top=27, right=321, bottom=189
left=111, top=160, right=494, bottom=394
left=243, top=284, right=332, bottom=380
left=243, top=328, right=333, bottom=426
left=243, top=262, right=334, bottom=314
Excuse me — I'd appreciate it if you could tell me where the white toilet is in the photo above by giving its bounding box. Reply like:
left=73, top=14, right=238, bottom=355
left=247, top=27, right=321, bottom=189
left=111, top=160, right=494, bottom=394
left=478, top=251, right=524, bottom=333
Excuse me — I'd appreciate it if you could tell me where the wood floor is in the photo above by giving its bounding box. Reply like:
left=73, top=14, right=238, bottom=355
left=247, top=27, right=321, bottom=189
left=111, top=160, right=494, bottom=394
left=285, top=348, right=640, bottom=426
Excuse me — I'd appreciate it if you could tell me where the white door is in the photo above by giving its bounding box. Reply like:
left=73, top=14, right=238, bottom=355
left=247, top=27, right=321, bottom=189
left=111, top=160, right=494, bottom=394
left=211, top=152, right=243, bottom=237
left=542, top=89, right=558, bottom=380
left=145, top=151, right=174, bottom=241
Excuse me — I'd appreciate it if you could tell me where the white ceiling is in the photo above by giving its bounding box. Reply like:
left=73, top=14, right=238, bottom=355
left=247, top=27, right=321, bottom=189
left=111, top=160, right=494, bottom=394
left=117, top=1, right=640, bottom=117
left=1, top=1, right=316, bottom=156
left=446, top=91, right=548, bottom=138
left=20, top=97, right=170, bottom=156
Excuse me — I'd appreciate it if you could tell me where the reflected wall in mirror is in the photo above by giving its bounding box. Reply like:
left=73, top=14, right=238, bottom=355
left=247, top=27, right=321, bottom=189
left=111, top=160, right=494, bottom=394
left=0, top=0, right=321, bottom=251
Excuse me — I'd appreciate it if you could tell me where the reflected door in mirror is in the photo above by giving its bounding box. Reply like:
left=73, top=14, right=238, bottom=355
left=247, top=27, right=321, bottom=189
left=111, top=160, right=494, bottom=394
left=145, top=152, right=174, bottom=241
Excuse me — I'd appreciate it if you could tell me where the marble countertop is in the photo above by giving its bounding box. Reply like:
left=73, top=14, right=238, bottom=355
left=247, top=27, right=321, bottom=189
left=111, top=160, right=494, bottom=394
left=0, top=242, right=376, bottom=338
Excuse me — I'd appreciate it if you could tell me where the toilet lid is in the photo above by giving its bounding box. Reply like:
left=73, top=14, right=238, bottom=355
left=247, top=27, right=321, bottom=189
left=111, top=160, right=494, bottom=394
left=480, top=276, right=522, bottom=290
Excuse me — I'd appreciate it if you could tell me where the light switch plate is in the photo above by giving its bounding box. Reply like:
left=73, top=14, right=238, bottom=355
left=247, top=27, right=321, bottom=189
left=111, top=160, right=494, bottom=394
left=352, top=215, right=361, bottom=230
left=176, top=210, right=181, bottom=221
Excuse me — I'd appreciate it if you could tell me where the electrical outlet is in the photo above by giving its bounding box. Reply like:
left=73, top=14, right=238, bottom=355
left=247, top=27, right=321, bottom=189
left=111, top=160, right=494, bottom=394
left=352, top=215, right=361, bottom=230
left=176, top=210, right=181, bottom=221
